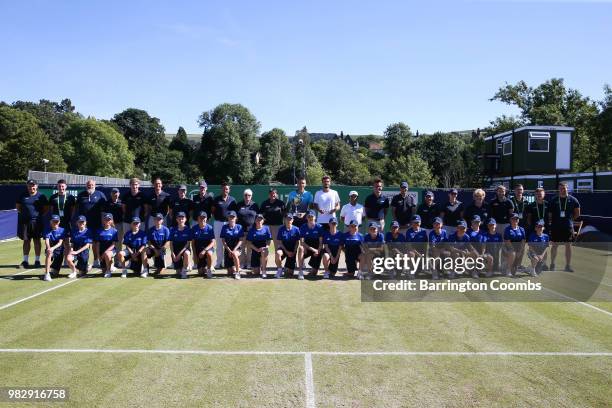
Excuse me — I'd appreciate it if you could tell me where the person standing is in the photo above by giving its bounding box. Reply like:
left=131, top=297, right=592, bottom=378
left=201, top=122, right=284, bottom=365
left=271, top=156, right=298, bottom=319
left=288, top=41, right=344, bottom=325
left=340, top=191, right=364, bottom=232
left=121, top=178, right=146, bottom=232
left=527, top=187, right=550, bottom=235
left=390, top=181, right=416, bottom=235
left=237, top=188, right=259, bottom=269
left=416, top=191, right=440, bottom=233
left=147, top=178, right=172, bottom=229
left=75, top=179, right=107, bottom=268
left=440, top=188, right=464, bottom=236
left=16, top=179, right=48, bottom=268
left=286, top=177, right=313, bottom=228
left=364, top=178, right=389, bottom=232
left=510, top=184, right=528, bottom=229
left=548, top=182, right=580, bottom=272
left=212, top=182, right=238, bottom=268
left=490, top=185, right=514, bottom=233
left=169, top=185, right=194, bottom=227
left=192, top=180, right=214, bottom=226
left=48, top=179, right=76, bottom=261
left=259, top=188, right=285, bottom=255
left=104, top=188, right=124, bottom=246
left=463, top=189, right=490, bottom=232
left=313, top=175, right=341, bottom=231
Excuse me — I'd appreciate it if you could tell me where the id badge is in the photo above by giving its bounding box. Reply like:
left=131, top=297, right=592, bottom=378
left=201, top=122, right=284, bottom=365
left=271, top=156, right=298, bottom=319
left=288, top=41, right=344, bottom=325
left=518, top=213, right=523, bottom=220
left=560, top=211, right=566, bottom=218
left=59, top=210, right=64, bottom=217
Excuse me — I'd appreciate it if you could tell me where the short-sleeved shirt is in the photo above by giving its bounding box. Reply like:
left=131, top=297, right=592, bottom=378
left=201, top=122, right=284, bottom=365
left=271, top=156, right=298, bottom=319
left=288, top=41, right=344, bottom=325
left=323, top=230, right=344, bottom=249
left=313, top=189, right=341, bottom=224
left=528, top=233, right=550, bottom=255
left=44, top=227, right=65, bottom=246
left=148, top=226, right=170, bottom=248
left=406, top=228, right=428, bottom=243
left=510, top=196, right=529, bottom=225
left=17, top=191, right=48, bottom=222
left=484, top=232, right=503, bottom=243
left=287, top=190, right=313, bottom=214
left=463, top=202, right=490, bottom=230
left=247, top=226, right=272, bottom=245
left=259, top=199, right=285, bottom=226
left=171, top=197, right=194, bottom=223
left=385, top=232, right=406, bottom=243
left=148, top=191, right=172, bottom=217
left=192, top=193, right=214, bottom=221
left=448, top=233, right=471, bottom=249
left=212, top=195, right=238, bottom=222
left=441, top=201, right=464, bottom=228
left=103, top=200, right=123, bottom=225
left=364, top=193, right=389, bottom=220
left=467, top=228, right=485, bottom=251
left=121, top=191, right=147, bottom=223
left=428, top=229, right=448, bottom=244
left=95, top=227, right=118, bottom=252
left=49, top=193, right=76, bottom=219
left=527, top=200, right=549, bottom=228
left=169, top=226, right=193, bottom=244
left=504, top=225, right=526, bottom=242
left=220, top=223, right=243, bottom=248
left=416, top=203, right=441, bottom=229
left=342, top=232, right=364, bottom=248
left=123, top=230, right=148, bottom=250
left=76, top=190, right=107, bottom=227
left=549, top=195, right=580, bottom=229
left=300, top=223, right=324, bottom=246
left=340, top=203, right=364, bottom=226
left=191, top=223, right=215, bottom=247
left=364, top=232, right=384, bottom=243
left=277, top=225, right=301, bottom=250
left=71, top=228, right=93, bottom=250
left=490, top=197, right=514, bottom=224
left=236, top=201, right=259, bottom=229
left=391, top=193, right=416, bottom=226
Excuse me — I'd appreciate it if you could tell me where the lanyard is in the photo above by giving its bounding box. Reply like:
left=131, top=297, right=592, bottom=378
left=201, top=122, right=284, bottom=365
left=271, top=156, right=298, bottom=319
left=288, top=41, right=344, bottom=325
left=57, top=194, right=66, bottom=212
left=513, top=197, right=524, bottom=213
left=536, top=201, right=545, bottom=220
left=558, top=196, right=568, bottom=213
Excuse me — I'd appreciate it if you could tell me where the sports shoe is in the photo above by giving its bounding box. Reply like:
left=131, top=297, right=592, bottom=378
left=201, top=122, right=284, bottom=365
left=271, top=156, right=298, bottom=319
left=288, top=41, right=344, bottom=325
left=110, top=265, right=117, bottom=273
left=68, top=271, right=77, bottom=279
left=104, top=271, right=111, bottom=278
left=275, top=268, right=283, bottom=279
left=234, top=272, right=241, bottom=280
left=205, top=268, right=212, bottom=278
left=298, top=270, right=304, bottom=280
left=323, top=271, right=330, bottom=279
left=261, top=271, right=267, bottom=279
left=140, top=270, right=148, bottom=278
left=43, top=272, right=52, bottom=282
left=87, top=265, right=92, bottom=272
left=564, top=265, right=574, bottom=273
left=92, top=260, right=101, bottom=268
left=34, top=261, right=41, bottom=268
left=121, top=270, right=127, bottom=278
left=357, top=271, right=364, bottom=280
left=527, top=267, right=537, bottom=277
left=180, top=269, right=187, bottom=279
left=20, top=261, right=30, bottom=269
left=549, top=263, right=556, bottom=271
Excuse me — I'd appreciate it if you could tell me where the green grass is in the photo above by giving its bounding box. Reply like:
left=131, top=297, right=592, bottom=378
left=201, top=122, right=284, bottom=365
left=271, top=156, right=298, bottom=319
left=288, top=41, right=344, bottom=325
left=0, top=239, right=611, bottom=407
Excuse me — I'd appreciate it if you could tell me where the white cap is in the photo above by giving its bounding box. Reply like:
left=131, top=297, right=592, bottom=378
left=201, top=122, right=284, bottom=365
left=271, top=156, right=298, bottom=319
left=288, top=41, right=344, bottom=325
left=349, top=190, right=358, bottom=196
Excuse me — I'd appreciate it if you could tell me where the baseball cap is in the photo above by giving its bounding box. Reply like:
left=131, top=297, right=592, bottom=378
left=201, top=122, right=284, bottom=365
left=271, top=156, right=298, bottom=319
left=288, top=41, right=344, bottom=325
left=450, top=188, right=458, bottom=194
left=400, top=181, right=408, bottom=189
left=51, top=214, right=60, bottom=222
left=154, top=213, right=164, bottom=219
left=329, top=216, right=338, bottom=224
left=77, top=215, right=87, bottom=222
left=348, top=220, right=358, bottom=226
left=432, top=217, right=443, bottom=225
left=510, top=213, right=520, bottom=219
left=488, top=218, right=497, bottom=225
left=111, top=187, right=120, bottom=193
left=131, top=217, right=141, bottom=224
left=457, top=220, right=468, bottom=229
left=285, top=213, right=294, bottom=219
left=103, top=213, right=113, bottom=221
left=198, top=211, right=208, bottom=218
left=176, top=211, right=186, bottom=218
left=349, top=190, right=358, bottom=197
left=307, top=210, right=316, bottom=217
left=391, top=220, right=400, bottom=228
left=179, top=185, right=187, bottom=190
left=226, top=210, right=237, bottom=218
left=425, top=191, right=434, bottom=198
left=199, top=180, right=207, bottom=188
left=255, top=213, right=265, bottom=220
left=411, top=215, right=421, bottom=222
left=27, top=179, right=37, bottom=185
left=472, top=215, right=481, bottom=223
left=536, top=219, right=545, bottom=226
left=368, top=221, right=379, bottom=229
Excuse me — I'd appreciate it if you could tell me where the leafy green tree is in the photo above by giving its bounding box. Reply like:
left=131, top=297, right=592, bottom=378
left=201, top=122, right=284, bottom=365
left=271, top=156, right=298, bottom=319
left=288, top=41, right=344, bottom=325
left=10, top=98, right=80, bottom=144
left=111, top=108, right=168, bottom=175
left=383, top=154, right=437, bottom=187
left=169, top=126, right=200, bottom=182
left=414, top=133, right=467, bottom=187
left=485, top=115, right=524, bottom=136
left=0, top=106, right=66, bottom=179
left=197, top=103, right=260, bottom=183
left=150, top=149, right=186, bottom=184
left=256, top=128, right=291, bottom=184
left=310, top=140, right=328, bottom=164
left=383, top=122, right=413, bottom=159
left=62, top=119, right=135, bottom=177
left=323, top=139, right=371, bottom=185
left=593, top=84, right=612, bottom=170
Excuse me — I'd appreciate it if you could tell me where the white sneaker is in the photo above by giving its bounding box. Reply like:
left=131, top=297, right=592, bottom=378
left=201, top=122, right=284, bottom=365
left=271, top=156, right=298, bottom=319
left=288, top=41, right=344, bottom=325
left=356, top=271, right=363, bottom=280
left=87, top=265, right=92, bottom=272
left=110, top=265, right=117, bottom=273
left=261, top=271, right=267, bottom=279
left=275, top=268, right=283, bottom=279
left=140, top=269, right=148, bottom=278
left=298, top=270, right=304, bottom=280
left=92, top=260, right=101, bottom=268
left=234, top=272, right=241, bottom=280
left=43, top=273, right=52, bottom=282
left=121, top=269, right=128, bottom=278
left=323, top=271, right=330, bottom=279
left=68, top=271, right=77, bottom=279
left=180, top=269, right=187, bottom=279
left=104, top=271, right=111, bottom=278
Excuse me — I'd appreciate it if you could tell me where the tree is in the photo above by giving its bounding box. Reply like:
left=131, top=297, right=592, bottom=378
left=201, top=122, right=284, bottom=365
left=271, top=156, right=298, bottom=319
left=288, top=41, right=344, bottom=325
left=150, top=149, right=186, bottom=184
left=256, top=128, right=291, bottom=184
left=323, top=139, right=371, bottom=185
left=10, top=99, right=80, bottom=144
left=0, top=106, right=67, bottom=179
left=593, top=84, right=612, bottom=170
left=111, top=108, right=168, bottom=175
left=169, top=126, right=200, bottom=182
left=383, top=122, right=413, bottom=159
left=383, top=154, right=437, bottom=187
left=414, top=133, right=467, bottom=188
left=62, top=119, right=135, bottom=177
left=197, top=103, right=260, bottom=183
left=486, top=115, right=524, bottom=136
left=491, top=79, right=600, bottom=171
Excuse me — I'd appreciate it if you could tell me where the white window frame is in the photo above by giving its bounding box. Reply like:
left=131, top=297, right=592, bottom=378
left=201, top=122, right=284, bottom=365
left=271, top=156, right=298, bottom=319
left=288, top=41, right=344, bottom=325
left=528, top=131, right=550, bottom=152
left=496, top=139, right=502, bottom=154
left=502, top=135, right=512, bottom=156
left=537, top=180, right=544, bottom=188
left=576, top=178, right=593, bottom=192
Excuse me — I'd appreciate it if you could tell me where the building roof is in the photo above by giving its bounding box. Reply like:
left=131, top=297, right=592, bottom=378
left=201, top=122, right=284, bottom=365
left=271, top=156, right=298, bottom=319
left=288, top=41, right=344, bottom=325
left=484, top=126, right=575, bottom=141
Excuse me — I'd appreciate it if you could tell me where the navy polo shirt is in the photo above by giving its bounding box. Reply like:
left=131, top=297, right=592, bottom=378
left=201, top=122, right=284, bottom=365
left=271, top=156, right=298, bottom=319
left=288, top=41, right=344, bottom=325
left=364, top=193, right=389, bottom=220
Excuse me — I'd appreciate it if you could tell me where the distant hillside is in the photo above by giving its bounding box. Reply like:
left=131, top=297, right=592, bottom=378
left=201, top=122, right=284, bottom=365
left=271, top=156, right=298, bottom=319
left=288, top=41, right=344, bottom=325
left=165, top=133, right=201, bottom=145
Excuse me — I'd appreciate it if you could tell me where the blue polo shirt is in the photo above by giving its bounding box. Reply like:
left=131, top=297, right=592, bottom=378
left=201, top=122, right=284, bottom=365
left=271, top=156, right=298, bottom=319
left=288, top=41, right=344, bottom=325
left=277, top=225, right=301, bottom=251
left=385, top=232, right=406, bottom=243
left=247, top=225, right=272, bottom=246
left=504, top=226, right=526, bottom=242
left=123, top=230, right=148, bottom=250
left=71, top=228, right=93, bottom=250
left=95, top=227, right=118, bottom=252
left=484, top=232, right=503, bottom=243
left=148, top=225, right=170, bottom=248
left=342, top=232, right=364, bottom=248
left=17, top=191, right=48, bottom=222
left=169, top=226, right=193, bottom=244
left=324, top=230, right=344, bottom=249
left=191, top=223, right=215, bottom=248
left=45, top=227, right=65, bottom=246
left=300, top=223, right=324, bottom=246
left=220, top=223, right=243, bottom=248
left=428, top=229, right=448, bottom=244
left=448, top=232, right=471, bottom=249
left=406, top=228, right=428, bottom=243
left=528, top=232, right=550, bottom=255
left=76, top=190, right=107, bottom=226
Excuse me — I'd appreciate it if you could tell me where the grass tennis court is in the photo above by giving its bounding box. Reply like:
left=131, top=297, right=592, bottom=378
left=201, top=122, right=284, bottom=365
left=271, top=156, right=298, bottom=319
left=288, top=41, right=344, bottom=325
left=0, top=238, right=611, bottom=407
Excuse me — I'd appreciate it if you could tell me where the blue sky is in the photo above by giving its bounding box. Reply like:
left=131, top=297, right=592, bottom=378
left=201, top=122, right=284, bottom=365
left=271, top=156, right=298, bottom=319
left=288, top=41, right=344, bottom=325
left=1, top=0, right=610, bottom=136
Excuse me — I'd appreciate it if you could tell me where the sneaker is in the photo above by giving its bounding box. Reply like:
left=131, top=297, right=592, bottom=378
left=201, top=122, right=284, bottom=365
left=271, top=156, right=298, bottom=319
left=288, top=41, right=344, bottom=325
left=43, top=272, right=52, bottom=282
left=110, top=265, right=117, bottom=273
left=323, top=271, right=330, bottom=279
left=20, top=261, right=30, bottom=269
left=104, top=271, right=111, bottom=278
left=357, top=271, right=364, bottom=280
left=275, top=268, right=283, bottom=279
left=68, top=271, right=77, bottom=279
left=87, top=265, right=92, bottom=272
left=121, top=269, right=128, bottom=278
left=180, top=269, right=187, bottom=279
left=205, top=268, right=212, bottom=278
left=34, top=260, right=41, bottom=268
left=234, top=272, right=241, bottom=280
left=298, top=270, right=304, bottom=280
left=93, top=260, right=101, bottom=268
left=527, top=267, right=537, bottom=277
left=261, top=271, right=267, bottom=279
left=140, top=270, right=148, bottom=278
left=209, top=266, right=216, bottom=275
left=564, top=265, right=574, bottom=273
left=549, top=263, right=556, bottom=271
left=506, top=270, right=514, bottom=278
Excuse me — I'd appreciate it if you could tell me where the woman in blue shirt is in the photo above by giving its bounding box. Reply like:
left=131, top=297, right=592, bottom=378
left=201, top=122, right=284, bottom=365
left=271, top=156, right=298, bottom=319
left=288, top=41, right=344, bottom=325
left=322, top=217, right=343, bottom=279
left=169, top=212, right=193, bottom=279
left=96, top=213, right=118, bottom=278
left=191, top=211, right=215, bottom=278
left=503, top=213, right=526, bottom=277
left=275, top=213, right=301, bottom=279
left=43, top=215, right=66, bottom=282
left=220, top=211, right=244, bottom=279
left=428, top=217, right=449, bottom=280
left=342, top=220, right=364, bottom=279
left=247, top=214, right=272, bottom=278
left=146, top=213, right=170, bottom=275
left=447, top=221, right=471, bottom=279
left=67, top=215, right=92, bottom=278
left=298, top=210, right=324, bottom=280
left=118, top=217, right=148, bottom=278
left=484, top=218, right=503, bottom=277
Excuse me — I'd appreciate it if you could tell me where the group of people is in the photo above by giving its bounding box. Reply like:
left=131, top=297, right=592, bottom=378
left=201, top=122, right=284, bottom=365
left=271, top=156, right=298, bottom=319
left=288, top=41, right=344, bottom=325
left=15, top=175, right=580, bottom=281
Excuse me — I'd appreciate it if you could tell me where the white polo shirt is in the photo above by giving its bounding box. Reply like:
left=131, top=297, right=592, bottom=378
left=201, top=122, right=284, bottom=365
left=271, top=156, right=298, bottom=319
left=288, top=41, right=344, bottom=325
left=340, top=203, right=364, bottom=226
left=314, top=189, right=341, bottom=224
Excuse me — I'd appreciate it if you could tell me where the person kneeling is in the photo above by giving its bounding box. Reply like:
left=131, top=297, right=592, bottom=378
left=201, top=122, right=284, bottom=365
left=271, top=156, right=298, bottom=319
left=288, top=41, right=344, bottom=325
left=118, top=217, right=148, bottom=278
left=247, top=214, right=272, bottom=278
left=43, top=215, right=66, bottom=281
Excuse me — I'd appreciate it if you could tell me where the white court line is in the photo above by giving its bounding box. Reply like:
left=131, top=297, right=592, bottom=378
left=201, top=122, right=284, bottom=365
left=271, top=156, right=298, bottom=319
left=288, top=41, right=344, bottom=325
left=304, top=352, right=316, bottom=408
left=538, top=285, right=612, bottom=317
left=0, top=348, right=609, bottom=357
left=0, top=279, right=80, bottom=311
